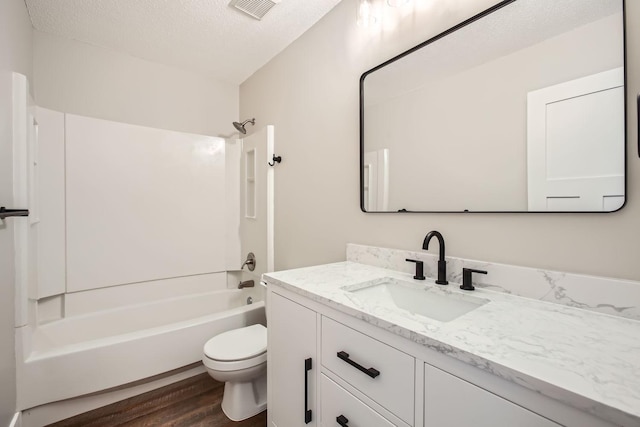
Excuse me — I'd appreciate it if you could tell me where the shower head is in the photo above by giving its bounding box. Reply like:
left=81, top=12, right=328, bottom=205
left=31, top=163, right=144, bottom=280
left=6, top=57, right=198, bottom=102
left=233, top=118, right=256, bottom=134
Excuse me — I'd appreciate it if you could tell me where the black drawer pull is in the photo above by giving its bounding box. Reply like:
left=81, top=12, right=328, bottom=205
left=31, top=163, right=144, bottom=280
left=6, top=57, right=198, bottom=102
left=337, top=351, right=380, bottom=378
left=304, top=358, right=312, bottom=424
left=336, top=414, right=349, bottom=426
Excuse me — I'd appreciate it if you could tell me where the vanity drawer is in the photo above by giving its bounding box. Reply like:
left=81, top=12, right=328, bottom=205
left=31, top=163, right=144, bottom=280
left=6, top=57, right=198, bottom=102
left=321, top=374, right=396, bottom=427
left=321, top=317, right=415, bottom=425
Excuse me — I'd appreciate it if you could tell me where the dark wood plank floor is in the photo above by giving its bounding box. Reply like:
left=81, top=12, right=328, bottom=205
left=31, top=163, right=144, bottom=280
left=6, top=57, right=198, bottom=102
left=47, top=373, right=267, bottom=427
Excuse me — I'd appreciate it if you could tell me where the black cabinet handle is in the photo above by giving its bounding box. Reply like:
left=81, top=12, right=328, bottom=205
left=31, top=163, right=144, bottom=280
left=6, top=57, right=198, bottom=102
left=337, top=351, right=380, bottom=378
left=304, top=358, right=312, bottom=424
left=336, top=414, right=349, bottom=426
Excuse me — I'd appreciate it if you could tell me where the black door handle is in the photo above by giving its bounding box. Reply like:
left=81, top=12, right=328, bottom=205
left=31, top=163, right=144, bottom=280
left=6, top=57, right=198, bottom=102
left=336, top=414, right=349, bottom=426
left=304, top=358, right=312, bottom=424
left=0, top=207, right=29, bottom=220
left=337, top=351, right=380, bottom=378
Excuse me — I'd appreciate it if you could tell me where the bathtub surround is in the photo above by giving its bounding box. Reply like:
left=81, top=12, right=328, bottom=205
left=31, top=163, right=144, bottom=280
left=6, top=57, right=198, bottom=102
left=0, top=0, right=33, bottom=425
left=64, top=115, right=228, bottom=292
left=347, top=244, right=640, bottom=321
left=22, top=110, right=238, bottom=322
left=241, top=0, right=640, bottom=281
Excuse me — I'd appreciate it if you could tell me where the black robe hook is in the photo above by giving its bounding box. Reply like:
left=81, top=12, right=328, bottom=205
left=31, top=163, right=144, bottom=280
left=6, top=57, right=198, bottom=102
left=268, top=155, right=282, bottom=167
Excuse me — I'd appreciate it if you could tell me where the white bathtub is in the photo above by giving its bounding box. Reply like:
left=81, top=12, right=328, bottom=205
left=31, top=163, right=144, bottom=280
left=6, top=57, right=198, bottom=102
left=17, top=289, right=265, bottom=410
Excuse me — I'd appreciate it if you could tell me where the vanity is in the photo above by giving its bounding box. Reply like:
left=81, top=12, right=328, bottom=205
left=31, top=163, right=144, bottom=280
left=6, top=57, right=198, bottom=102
left=264, top=248, right=640, bottom=427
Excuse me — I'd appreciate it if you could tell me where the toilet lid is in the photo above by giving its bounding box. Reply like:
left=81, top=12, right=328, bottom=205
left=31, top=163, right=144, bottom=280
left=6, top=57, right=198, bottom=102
left=204, top=324, right=267, bottom=361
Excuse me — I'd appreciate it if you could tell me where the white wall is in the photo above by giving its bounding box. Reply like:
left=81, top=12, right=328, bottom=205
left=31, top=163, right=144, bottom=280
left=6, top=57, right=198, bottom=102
left=34, top=31, right=239, bottom=138
left=0, top=0, right=33, bottom=424
left=240, top=0, right=640, bottom=281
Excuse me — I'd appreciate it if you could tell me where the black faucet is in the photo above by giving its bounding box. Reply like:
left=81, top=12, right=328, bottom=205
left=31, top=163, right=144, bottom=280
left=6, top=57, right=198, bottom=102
left=422, top=231, right=448, bottom=285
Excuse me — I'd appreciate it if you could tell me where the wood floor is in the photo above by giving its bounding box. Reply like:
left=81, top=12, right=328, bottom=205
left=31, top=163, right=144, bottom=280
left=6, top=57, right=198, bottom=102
left=47, top=374, right=267, bottom=427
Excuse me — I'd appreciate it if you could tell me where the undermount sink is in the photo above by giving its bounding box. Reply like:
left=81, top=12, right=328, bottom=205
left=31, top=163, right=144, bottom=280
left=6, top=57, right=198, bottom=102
left=344, top=277, right=488, bottom=322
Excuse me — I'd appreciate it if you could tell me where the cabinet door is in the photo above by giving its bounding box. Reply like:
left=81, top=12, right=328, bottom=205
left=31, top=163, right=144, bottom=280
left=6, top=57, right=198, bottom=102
left=425, top=365, right=561, bottom=427
left=269, top=292, right=318, bottom=427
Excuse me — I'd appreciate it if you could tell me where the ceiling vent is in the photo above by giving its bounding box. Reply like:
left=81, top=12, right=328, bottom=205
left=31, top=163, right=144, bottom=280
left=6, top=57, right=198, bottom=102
left=229, top=0, right=281, bottom=20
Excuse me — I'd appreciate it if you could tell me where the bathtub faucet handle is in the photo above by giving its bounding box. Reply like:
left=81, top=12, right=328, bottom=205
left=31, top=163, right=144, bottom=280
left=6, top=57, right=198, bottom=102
left=238, top=280, right=255, bottom=289
left=241, top=252, right=256, bottom=271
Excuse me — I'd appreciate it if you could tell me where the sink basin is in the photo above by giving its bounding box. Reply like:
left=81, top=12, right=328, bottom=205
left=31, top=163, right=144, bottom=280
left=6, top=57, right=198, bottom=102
left=344, top=277, right=488, bottom=322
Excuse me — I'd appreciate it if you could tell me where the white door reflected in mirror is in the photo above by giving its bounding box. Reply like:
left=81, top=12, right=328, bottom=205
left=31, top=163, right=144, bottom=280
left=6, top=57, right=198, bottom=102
left=527, top=68, right=625, bottom=212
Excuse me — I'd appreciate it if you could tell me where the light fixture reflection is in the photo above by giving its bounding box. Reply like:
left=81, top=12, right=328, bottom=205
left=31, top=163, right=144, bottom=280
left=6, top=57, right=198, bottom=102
left=357, top=0, right=376, bottom=27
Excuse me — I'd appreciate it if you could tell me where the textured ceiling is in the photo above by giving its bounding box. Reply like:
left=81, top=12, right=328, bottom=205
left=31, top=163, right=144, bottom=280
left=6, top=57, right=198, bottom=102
left=24, top=0, right=343, bottom=85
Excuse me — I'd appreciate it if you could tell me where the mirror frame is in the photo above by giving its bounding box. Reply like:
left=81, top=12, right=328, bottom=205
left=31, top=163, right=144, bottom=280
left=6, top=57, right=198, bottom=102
left=359, top=0, right=628, bottom=214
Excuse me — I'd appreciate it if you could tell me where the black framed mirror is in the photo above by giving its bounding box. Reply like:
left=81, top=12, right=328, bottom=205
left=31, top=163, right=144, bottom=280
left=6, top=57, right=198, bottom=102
left=360, top=0, right=627, bottom=213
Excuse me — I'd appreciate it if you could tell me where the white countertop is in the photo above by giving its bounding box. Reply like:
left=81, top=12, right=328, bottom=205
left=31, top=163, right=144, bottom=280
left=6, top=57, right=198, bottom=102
left=264, top=261, right=640, bottom=427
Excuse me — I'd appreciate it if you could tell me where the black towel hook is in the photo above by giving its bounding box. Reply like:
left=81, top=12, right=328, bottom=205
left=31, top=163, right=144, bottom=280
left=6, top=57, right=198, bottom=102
left=268, top=154, right=282, bottom=167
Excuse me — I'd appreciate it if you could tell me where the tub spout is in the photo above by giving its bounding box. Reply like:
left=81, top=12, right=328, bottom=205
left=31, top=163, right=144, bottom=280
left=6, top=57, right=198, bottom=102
left=238, top=280, right=255, bottom=289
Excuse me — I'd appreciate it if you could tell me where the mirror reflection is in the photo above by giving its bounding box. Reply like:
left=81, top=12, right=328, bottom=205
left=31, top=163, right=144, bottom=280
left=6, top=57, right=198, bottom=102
left=361, top=0, right=625, bottom=213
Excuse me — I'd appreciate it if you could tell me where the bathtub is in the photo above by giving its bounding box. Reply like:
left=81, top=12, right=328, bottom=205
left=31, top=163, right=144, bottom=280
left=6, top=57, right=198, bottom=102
left=17, top=289, right=265, bottom=410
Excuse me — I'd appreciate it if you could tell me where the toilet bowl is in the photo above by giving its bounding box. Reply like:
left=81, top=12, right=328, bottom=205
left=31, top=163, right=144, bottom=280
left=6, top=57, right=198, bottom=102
left=202, top=323, right=267, bottom=421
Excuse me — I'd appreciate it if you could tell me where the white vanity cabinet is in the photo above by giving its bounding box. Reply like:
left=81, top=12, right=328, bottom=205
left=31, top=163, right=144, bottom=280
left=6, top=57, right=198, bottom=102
left=424, top=365, right=561, bottom=427
left=268, top=292, right=318, bottom=427
left=268, top=289, right=410, bottom=427
left=267, top=285, right=619, bottom=427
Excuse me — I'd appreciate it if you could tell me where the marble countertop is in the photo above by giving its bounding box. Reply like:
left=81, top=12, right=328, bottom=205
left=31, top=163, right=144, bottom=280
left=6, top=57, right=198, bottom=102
left=264, top=261, right=640, bottom=427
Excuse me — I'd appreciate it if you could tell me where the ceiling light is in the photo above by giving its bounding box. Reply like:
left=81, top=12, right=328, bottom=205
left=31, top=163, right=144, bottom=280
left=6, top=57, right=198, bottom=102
left=357, top=0, right=377, bottom=27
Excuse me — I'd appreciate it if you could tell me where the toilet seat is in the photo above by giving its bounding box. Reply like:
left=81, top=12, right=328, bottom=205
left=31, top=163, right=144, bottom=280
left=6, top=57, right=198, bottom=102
left=203, top=352, right=267, bottom=372
left=203, top=324, right=267, bottom=372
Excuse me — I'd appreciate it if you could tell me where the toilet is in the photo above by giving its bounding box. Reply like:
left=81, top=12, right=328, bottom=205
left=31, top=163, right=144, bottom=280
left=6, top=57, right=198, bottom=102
left=202, top=323, right=267, bottom=421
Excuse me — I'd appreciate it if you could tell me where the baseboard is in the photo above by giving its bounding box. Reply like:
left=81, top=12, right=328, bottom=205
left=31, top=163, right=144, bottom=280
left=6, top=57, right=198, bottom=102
left=21, top=364, right=205, bottom=427
left=9, top=412, right=21, bottom=427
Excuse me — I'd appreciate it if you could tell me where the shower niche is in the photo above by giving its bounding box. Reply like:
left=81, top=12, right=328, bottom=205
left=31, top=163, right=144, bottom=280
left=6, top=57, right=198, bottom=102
left=245, top=148, right=257, bottom=218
